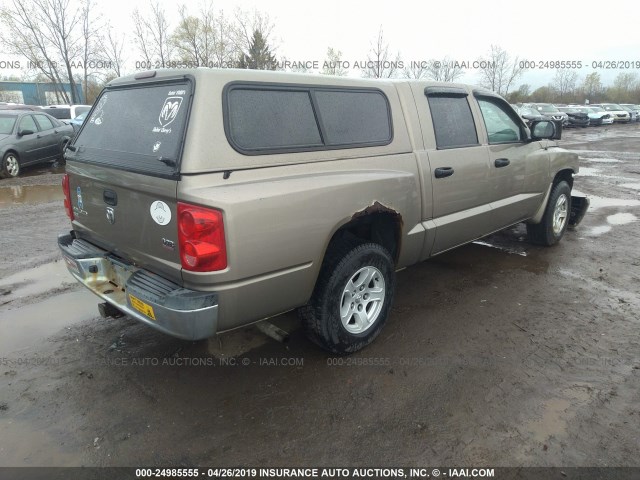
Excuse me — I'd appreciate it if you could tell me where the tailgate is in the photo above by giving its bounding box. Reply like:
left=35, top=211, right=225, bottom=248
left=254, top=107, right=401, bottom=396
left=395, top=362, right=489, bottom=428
left=65, top=163, right=181, bottom=283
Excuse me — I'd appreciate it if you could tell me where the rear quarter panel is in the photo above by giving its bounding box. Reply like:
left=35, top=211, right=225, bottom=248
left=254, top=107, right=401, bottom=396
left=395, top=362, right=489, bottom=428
left=177, top=155, right=422, bottom=330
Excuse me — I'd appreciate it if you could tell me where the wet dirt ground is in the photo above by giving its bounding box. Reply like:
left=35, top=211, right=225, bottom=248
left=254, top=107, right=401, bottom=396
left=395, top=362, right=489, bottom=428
left=0, top=126, right=639, bottom=469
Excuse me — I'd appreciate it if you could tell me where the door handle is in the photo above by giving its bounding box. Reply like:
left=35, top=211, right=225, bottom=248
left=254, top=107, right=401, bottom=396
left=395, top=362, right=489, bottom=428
left=103, top=189, right=118, bottom=206
left=36, top=134, right=42, bottom=139
left=434, top=167, right=454, bottom=179
left=494, top=158, right=510, bottom=168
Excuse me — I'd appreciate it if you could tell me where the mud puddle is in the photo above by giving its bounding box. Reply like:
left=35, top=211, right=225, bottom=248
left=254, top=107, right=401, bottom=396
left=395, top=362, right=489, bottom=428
left=586, top=213, right=637, bottom=236
left=0, top=184, right=63, bottom=206
left=0, top=261, right=70, bottom=305
left=572, top=189, right=640, bottom=210
left=0, top=290, right=98, bottom=353
left=0, top=418, right=83, bottom=467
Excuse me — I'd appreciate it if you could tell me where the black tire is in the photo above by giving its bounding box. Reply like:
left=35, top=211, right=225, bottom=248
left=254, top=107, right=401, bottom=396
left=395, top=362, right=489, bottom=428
left=299, top=239, right=396, bottom=354
left=527, top=180, right=571, bottom=246
left=0, top=152, right=20, bottom=178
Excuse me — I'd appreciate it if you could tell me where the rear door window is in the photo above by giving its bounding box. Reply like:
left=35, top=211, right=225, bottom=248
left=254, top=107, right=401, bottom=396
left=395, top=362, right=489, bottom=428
left=426, top=94, right=478, bottom=149
left=34, top=114, right=55, bottom=131
left=224, top=84, right=392, bottom=154
left=70, top=80, right=192, bottom=177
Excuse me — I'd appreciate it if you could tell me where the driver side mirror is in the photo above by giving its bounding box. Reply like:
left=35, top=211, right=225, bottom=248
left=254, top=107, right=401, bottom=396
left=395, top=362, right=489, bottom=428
left=530, top=120, right=562, bottom=140
left=18, top=129, right=34, bottom=137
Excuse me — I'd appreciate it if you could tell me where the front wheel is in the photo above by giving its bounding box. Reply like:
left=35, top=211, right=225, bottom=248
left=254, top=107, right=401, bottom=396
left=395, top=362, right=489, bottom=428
left=0, top=152, right=20, bottom=178
left=527, top=181, right=571, bottom=246
left=299, top=240, right=396, bottom=354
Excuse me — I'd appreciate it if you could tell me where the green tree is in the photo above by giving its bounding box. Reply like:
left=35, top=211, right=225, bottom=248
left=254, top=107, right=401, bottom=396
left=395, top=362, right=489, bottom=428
left=506, top=84, right=531, bottom=103
left=238, top=29, right=276, bottom=70
left=581, top=72, right=603, bottom=102
left=608, top=72, right=639, bottom=103
left=529, top=86, right=554, bottom=103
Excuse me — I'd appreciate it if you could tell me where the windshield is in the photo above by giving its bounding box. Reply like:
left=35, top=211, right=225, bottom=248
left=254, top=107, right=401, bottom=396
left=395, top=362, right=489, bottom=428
left=0, top=115, right=16, bottom=134
left=603, top=104, right=623, bottom=110
left=589, top=106, right=605, bottom=112
left=70, top=80, right=191, bottom=177
left=75, top=106, right=90, bottom=116
left=73, top=112, right=87, bottom=121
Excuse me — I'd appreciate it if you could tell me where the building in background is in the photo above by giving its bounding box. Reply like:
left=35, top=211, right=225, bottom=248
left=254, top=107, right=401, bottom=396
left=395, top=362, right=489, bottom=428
left=0, top=81, right=84, bottom=105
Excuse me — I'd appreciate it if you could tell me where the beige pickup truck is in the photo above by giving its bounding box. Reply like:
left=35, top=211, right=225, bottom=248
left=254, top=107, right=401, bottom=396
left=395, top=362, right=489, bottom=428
left=58, top=68, right=587, bottom=353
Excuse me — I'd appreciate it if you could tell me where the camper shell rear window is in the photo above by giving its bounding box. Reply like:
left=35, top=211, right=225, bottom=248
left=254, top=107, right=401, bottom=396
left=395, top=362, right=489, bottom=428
left=68, top=78, right=192, bottom=178
left=223, top=82, right=393, bottom=155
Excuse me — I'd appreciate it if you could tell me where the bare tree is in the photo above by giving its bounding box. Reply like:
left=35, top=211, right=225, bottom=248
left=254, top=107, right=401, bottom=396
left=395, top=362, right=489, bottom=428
left=361, top=26, right=401, bottom=79
left=552, top=69, right=579, bottom=102
left=478, top=45, right=525, bottom=96
left=0, top=0, right=85, bottom=103
left=322, top=47, right=347, bottom=76
left=428, top=57, right=464, bottom=82
left=100, top=24, right=125, bottom=78
left=402, top=61, right=429, bottom=80
left=132, top=1, right=173, bottom=68
left=79, top=0, right=105, bottom=101
left=210, top=10, right=240, bottom=67
left=172, top=3, right=240, bottom=68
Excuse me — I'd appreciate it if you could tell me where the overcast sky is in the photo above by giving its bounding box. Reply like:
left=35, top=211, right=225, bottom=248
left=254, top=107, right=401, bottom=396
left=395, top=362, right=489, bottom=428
left=5, top=0, right=640, bottom=89
left=114, top=0, right=640, bottom=87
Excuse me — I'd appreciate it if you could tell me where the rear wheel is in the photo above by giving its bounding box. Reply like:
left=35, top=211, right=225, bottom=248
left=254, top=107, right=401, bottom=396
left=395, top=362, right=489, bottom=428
left=299, top=239, right=395, bottom=354
left=0, top=152, right=20, bottom=178
left=527, top=180, right=571, bottom=246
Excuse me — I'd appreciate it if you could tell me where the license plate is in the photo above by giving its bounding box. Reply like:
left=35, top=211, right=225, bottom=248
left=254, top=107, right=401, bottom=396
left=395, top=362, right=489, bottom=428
left=128, top=294, right=156, bottom=320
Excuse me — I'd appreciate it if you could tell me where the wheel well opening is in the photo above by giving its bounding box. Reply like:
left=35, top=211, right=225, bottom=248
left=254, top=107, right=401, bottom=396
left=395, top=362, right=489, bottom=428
left=554, top=169, right=574, bottom=189
left=329, top=207, right=402, bottom=265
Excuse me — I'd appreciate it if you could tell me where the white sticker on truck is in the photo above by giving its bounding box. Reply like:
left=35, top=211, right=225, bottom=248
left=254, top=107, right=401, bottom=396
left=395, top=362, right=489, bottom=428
left=158, top=96, right=183, bottom=128
left=150, top=201, right=172, bottom=225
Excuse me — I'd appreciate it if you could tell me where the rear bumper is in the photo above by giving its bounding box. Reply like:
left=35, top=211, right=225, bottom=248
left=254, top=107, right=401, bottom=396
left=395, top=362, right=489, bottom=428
left=58, top=233, right=218, bottom=340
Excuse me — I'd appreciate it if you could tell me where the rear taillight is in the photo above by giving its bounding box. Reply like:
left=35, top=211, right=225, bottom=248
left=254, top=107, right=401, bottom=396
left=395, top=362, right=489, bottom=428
left=62, top=174, right=74, bottom=221
left=177, top=202, right=227, bottom=272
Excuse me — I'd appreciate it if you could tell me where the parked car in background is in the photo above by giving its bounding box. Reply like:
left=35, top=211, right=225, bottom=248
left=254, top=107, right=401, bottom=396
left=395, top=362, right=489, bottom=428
left=512, top=105, right=552, bottom=126
left=0, top=110, right=74, bottom=178
left=0, top=104, right=42, bottom=111
left=590, top=103, right=631, bottom=123
left=528, top=103, right=569, bottom=126
left=557, top=106, right=590, bottom=127
left=69, top=111, right=88, bottom=133
left=621, top=105, right=640, bottom=122
left=578, top=106, right=614, bottom=125
left=619, top=104, right=639, bottom=122
left=40, top=104, right=92, bottom=122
